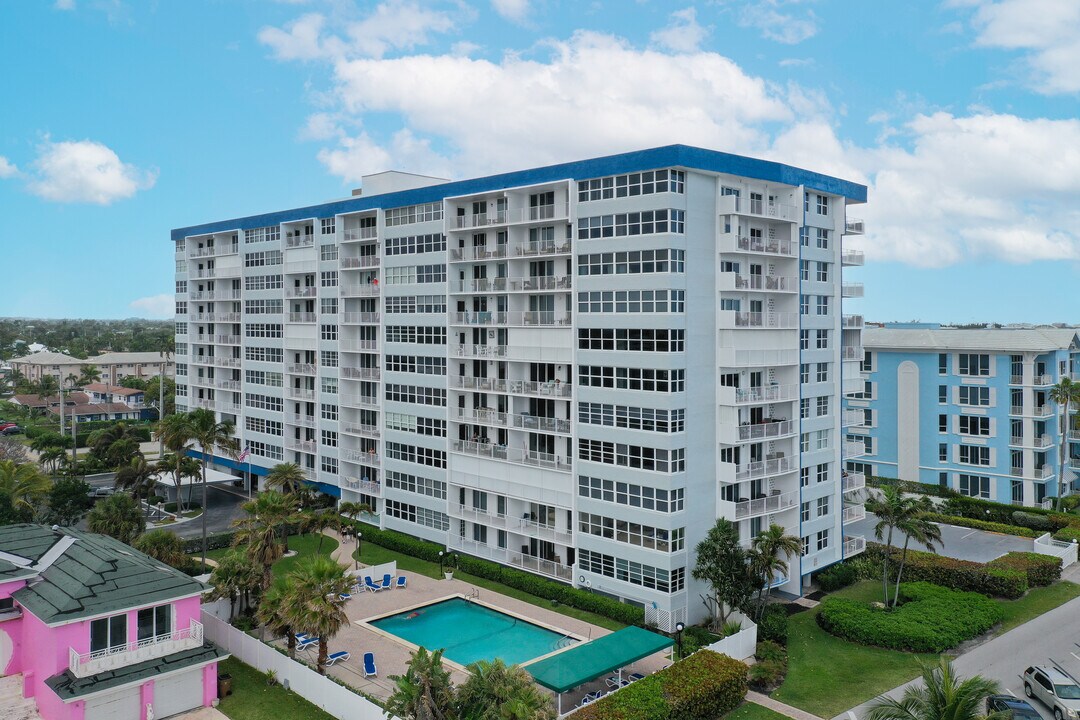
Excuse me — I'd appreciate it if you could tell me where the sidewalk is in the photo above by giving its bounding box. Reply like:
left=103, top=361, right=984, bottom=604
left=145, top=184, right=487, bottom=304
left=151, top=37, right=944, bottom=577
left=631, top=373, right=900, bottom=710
left=749, top=692, right=827, bottom=720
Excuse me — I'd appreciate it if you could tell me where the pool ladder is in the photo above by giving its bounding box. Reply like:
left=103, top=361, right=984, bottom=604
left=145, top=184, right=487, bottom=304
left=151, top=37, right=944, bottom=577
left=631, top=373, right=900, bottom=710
left=465, top=587, right=480, bottom=602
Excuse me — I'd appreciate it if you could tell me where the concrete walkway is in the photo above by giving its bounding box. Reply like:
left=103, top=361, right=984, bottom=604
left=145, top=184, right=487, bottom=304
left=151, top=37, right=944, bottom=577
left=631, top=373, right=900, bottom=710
left=749, top=691, right=827, bottom=720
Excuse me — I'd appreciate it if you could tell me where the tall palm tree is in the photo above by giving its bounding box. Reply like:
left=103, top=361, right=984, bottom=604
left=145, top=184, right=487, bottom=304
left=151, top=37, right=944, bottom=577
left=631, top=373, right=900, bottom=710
left=285, top=556, right=354, bottom=675
left=0, top=460, right=51, bottom=514
left=265, top=462, right=307, bottom=495
left=133, top=529, right=188, bottom=567
left=890, top=496, right=943, bottom=607
left=188, top=408, right=239, bottom=567
left=1050, top=376, right=1080, bottom=504
left=750, top=523, right=803, bottom=617
left=155, top=413, right=195, bottom=509
left=386, top=649, right=457, bottom=720
left=114, top=457, right=159, bottom=514
left=257, top=575, right=298, bottom=656
left=77, top=364, right=102, bottom=388
left=64, top=373, right=79, bottom=390
left=867, top=484, right=936, bottom=605
left=36, top=374, right=58, bottom=399
left=232, top=491, right=297, bottom=593
left=866, top=657, right=1009, bottom=720
left=210, top=550, right=262, bottom=622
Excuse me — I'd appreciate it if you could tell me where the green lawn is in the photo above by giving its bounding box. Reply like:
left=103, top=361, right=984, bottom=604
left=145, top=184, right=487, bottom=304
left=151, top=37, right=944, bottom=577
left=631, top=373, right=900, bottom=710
left=353, top=541, right=626, bottom=632
left=203, top=533, right=339, bottom=579
left=216, top=657, right=337, bottom=720
left=773, top=579, right=1080, bottom=718
left=724, top=703, right=792, bottom=720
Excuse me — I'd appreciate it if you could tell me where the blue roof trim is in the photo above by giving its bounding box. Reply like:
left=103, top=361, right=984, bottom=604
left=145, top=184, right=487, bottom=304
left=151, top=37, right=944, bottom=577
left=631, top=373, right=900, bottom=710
left=185, top=449, right=271, bottom=476
left=171, top=144, right=867, bottom=241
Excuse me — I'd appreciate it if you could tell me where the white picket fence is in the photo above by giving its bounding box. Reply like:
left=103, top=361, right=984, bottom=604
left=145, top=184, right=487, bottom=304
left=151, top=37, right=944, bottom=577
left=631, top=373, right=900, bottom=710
left=202, top=611, right=390, bottom=720
left=1034, top=533, right=1079, bottom=568
left=703, top=612, right=758, bottom=661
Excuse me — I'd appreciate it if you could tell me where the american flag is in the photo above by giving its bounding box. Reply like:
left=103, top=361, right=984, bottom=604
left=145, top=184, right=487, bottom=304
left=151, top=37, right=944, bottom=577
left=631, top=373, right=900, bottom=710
left=237, top=446, right=250, bottom=462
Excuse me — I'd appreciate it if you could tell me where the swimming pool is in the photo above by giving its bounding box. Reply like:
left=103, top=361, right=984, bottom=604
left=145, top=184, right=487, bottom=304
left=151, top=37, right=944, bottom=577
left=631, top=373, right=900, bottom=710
left=369, top=597, right=577, bottom=667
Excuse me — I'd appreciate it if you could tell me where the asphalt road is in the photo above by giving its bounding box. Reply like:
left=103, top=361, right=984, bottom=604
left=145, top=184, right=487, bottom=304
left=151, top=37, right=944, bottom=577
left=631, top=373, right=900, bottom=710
left=848, top=513, right=1034, bottom=563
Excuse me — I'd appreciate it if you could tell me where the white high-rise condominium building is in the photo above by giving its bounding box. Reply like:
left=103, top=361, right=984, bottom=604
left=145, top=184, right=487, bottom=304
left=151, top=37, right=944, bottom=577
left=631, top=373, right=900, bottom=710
left=172, top=145, right=867, bottom=629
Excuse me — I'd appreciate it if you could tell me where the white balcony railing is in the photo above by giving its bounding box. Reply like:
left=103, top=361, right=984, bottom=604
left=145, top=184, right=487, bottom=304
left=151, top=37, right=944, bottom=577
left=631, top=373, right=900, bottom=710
left=449, top=276, right=574, bottom=293
left=341, top=256, right=380, bottom=269
left=287, top=363, right=316, bottom=374
left=728, top=383, right=799, bottom=405
left=342, top=339, right=379, bottom=352
left=842, top=505, right=866, bottom=523
left=842, top=315, right=864, bottom=329
left=288, top=312, right=317, bottom=324
left=841, top=250, right=865, bottom=266
left=342, top=312, right=381, bottom=324
left=717, top=195, right=799, bottom=222
left=719, top=233, right=795, bottom=257
left=341, top=284, right=381, bottom=297
left=341, top=367, right=381, bottom=380
left=285, top=287, right=318, bottom=299
left=843, top=441, right=867, bottom=460
left=287, top=387, right=315, bottom=400
left=844, top=218, right=865, bottom=235
left=343, top=423, right=380, bottom=438
left=719, top=311, right=799, bottom=330
left=843, top=535, right=866, bottom=557
left=69, top=619, right=203, bottom=679
left=729, top=489, right=799, bottom=520
left=723, top=274, right=797, bottom=293
left=727, top=456, right=797, bottom=482
left=452, top=203, right=570, bottom=230
left=456, top=407, right=572, bottom=435
left=343, top=227, right=378, bottom=242
left=842, top=282, right=865, bottom=298
left=450, top=311, right=572, bottom=327
left=287, top=413, right=315, bottom=428
left=285, top=438, right=317, bottom=454
left=452, top=440, right=572, bottom=472
left=736, top=420, right=795, bottom=442
left=342, top=448, right=380, bottom=465
left=842, top=409, right=866, bottom=428
left=842, top=471, right=866, bottom=493
left=284, top=234, right=315, bottom=249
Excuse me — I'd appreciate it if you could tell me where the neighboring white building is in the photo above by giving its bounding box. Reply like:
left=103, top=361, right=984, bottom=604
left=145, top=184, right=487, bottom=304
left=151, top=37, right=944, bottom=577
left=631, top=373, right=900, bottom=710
left=9, top=351, right=173, bottom=386
left=82, top=383, right=146, bottom=409
left=171, top=145, right=868, bottom=628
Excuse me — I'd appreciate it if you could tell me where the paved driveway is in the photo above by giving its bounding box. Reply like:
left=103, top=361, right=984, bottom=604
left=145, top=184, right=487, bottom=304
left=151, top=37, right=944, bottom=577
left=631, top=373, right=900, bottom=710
left=848, top=513, right=1034, bottom=563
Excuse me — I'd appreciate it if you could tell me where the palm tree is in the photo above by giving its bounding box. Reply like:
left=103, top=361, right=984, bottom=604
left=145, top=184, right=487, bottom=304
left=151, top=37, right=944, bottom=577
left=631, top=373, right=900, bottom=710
left=155, top=413, right=195, bottom=509
left=456, top=659, right=556, bottom=720
left=188, top=408, right=239, bottom=568
left=36, top=374, right=58, bottom=399
left=265, top=462, right=307, bottom=495
left=866, top=657, right=1008, bottom=720
left=0, top=460, right=51, bottom=514
left=890, top=496, right=943, bottom=607
left=1050, top=377, right=1080, bottom=504
left=87, top=493, right=146, bottom=545
left=299, top=510, right=339, bottom=553
left=257, top=575, right=298, bottom=656
left=210, top=551, right=262, bottom=621
left=64, top=373, right=79, bottom=390
left=232, top=491, right=297, bottom=593
left=285, top=556, right=354, bottom=675
left=133, top=529, right=188, bottom=567
left=749, top=523, right=802, bottom=617
left=77, top=364, right=102, bottom=388
left=114, top=457, right=159, bottom=513
left=867, top=484, right=936, bottom=605
left=386, top=647, right=457, bottom=720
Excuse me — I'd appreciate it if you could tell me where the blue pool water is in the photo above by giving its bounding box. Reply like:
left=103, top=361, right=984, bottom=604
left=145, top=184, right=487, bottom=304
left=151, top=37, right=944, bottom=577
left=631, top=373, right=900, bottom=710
left=370, top=598, right=576, bottom=667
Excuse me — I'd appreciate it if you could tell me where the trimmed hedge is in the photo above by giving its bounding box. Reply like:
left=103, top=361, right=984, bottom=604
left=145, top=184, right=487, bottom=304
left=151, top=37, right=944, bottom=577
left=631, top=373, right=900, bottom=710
left=941, top=495, right=1065, bottom=524
left=1012, top=511, right=1055, bottom=532
left=922, top=513, right=1041, bottom=538
left=346, top=521, right=646, bottom=627
left=863, top=543, right=1028, bottom=599
left=1053, top=527, right=1080, bottom=543
left=868, top=476, right=957, bottom=499
left=816, top=562, right=859, bottom=592
left=817, top=582, right=1004, bottom=653
left=987, top=552, right=1061, bottom=587
left=574, top=650, right=748, bottom=720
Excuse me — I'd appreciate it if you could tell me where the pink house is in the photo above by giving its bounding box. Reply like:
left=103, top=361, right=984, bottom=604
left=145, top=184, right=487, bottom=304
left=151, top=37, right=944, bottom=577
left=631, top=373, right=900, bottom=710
left=0, top=524, right=228, bottom=720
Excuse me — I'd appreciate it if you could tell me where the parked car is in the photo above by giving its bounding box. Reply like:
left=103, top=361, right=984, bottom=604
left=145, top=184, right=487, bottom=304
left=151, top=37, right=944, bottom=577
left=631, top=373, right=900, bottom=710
left=1024, top=666, right=1080, bottom=720
left=987, top=695, right=1042, bottom=720
left=87, top=487, right=115, bottom=500
left=0, top=422, right=16, bottom=431
left=0, top=425, right=22, bottom=435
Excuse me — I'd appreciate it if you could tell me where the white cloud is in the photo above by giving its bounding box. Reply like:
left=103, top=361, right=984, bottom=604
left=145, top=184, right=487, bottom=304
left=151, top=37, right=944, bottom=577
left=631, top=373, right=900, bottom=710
left=719, top=1, right=818, bottom=45
left=952, top=0, right=1080, bottom=94
left=27, top=139, right=156, bottom=204
left=0, top=157, right=17, bottom=178
left=492, top=0, right=530, bottom=25
left=650, top=7, right=709, bottom=53
left=128, top=294, right=174, bottom=319
left=258, top=1, right=456, bottom=61
left=55, top=0, right=75, bottom=9
left=778, top=57, right=814, bottom=67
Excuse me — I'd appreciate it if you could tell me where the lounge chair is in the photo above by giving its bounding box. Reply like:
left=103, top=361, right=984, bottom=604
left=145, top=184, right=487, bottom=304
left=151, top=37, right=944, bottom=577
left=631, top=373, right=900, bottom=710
left=605, top=676, right=628, bottom=689
left=627, top=673, right=645, bottom=683
left=294, top=632, right=313, bottom=644
left=339, top=591, right=352, bottom=601
left=364, top=576, right=383, bottom=592
left=297, top=635, right=318, bottom=650
left=396, top=575, right=407, bottom=589
left=363, top=652, right=377, bottom=678
left=381, top=573, right=392, bottom=590
left=579, top=690, right=604, bottom=706
left=326, top=651, right=350, bottom=666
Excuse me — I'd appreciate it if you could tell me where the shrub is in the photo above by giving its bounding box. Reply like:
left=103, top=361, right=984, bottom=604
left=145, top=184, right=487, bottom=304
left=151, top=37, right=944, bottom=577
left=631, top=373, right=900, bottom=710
left=1048, top=513, right=1080, bottom=531
left=988, top=552, right=1061, bottom=587
left=1053, top=527, right=1080, bottom=543
left=869, top=476, right=956, bottom=499
left=755, top=639, right=787, bottom=664
left=817, top=582, right=1004, bottom=653
left=757, top=604, right=788, bottom=646
left=574, top=650, right=747, bottom=720
left=921, top=513, right=1040, bottom=538
left=1011, top=511, right=1054, bottom=532
left=941, top=495, right=1062, bottom=523
left=749, top=641, right=788, bottom=692
left=817, top=562, right=858, bottom=592
left=863, top=543, right=1028, bottom=599
left=681, top=626, right=720, bottom=656
left=1061, top=495, right=1080, bottom=511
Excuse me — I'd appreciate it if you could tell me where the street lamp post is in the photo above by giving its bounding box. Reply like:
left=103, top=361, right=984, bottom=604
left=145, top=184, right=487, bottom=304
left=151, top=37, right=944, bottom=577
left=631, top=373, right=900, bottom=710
left=438, top=550, right=445, bottom=575
left=675, top=621, right=685, bottom=660
left=356, top=531, right=362, bottom=571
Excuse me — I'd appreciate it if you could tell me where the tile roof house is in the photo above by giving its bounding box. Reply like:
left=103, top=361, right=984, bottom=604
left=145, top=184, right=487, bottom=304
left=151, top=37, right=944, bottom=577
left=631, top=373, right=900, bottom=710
left=0, top=524, right=227, bottom=720
left=81, top=385, right=146, bottom=409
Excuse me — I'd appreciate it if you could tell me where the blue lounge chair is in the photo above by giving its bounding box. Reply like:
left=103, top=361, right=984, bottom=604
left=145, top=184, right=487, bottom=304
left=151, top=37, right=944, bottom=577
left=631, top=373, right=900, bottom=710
left=364, top=576, right=383, bottom=592
left=605, top=676, right=628, bottom=689
left=326, top=651, right=350, bottom=666
left=628, top=673, right=645, bottom=683
left=363, top=652, right=377, bottom=678
left=297, top=635, right=318, bottom=650
left=381, top=573, right=392, bottom=590
left=396, top=575, right=407, bottom=589
left=294, top=632, right=312, bottom=644
left=339, top=591, right=352, bottom=601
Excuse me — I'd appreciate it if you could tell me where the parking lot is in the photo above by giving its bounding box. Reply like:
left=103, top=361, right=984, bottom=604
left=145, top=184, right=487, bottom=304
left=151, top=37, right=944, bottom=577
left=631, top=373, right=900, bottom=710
left=847, top=513, right=1034, bottom=563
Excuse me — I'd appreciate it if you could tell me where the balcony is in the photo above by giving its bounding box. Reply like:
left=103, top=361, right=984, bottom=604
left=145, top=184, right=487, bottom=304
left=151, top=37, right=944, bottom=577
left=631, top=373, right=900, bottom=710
left=722, top=456, right=797, bottom=483
left=842, top=409, right=865, bottom=428
left=717, top=347, right=800, bottom=367
left=190, top=289, right=241, bottom=301
left=448, top=375, right=572, bottom=397
left=284, top=234, right=315, bottom=249
left=450, top=245, right=510, bottom=262
left=841, top=282, right=864, bottom=298
left=341, top=476, right=382, bottom=495
left=284, top=260, right=317, bottom=274
left=448, top=536, right=573, bottom=582
left=720, top=233, right=795, bottom=258
left=285, top=287, right=318, bottom=299
left=288, top=312, right=317, bottom=324
left=844, top=218, right=865, bottom=235
left=842, top=505, right=866, bottom=523
left=451, top=203, right=570, bottom=230
left=1011, top=435, right=1054, bottom=448
left=841, top=250, right=865, bottom=267
left=843, top=535, right=866, bottom=557
left=841, top=345, right=864, bottom=360
left=342, top=367, right=381, bottom=380
left=450, top=310, right=573, bottom=327
left=842, top=315, right=864, bottom=330
left=214, top=335, right=240, bottom=345
left=718, top=311, right=799, bottom=330
left=452, top=440, right=571, bottom=472
left=215, top=380, right=241, bottom=391
left=449, top=276, right=574, bottom=293
left=342, top=312, right=380, bottom=324
left=213, top=356, right=241, bottom=368
left=343, top=227, right=378, bottom=242
left=341, top=284, right=381, bottom=297
left=342, top=339, right=379, bottom=352
left=287, top=413, right=315, bottom=428
left=717, top=195, right=799, bottom=222
left=450, top=376, right=508, bottom=393
left=285, top=438, right=317, bottom=454
left=69, top=619, right=203, bottom=679
left=287, top=387, right=315, bottom=401
left=341, top=256, right=380, bottom=269
left=1010, top=405, right=1054, bottom=417
left=341, top=394, right=379, bottom=408
left=287, top=362, right=316, bottom=375
left=842, top=471, right=865, bottom=493
left=843, top=441, right=867, bottom=460
left=723, top=383, right=799, bottom=405
left=343, top=448, right=380, bottom=465
left=735, top=419, right=796, bottom=443
left=343, top=423, right=380, bottom=438
left=456, top=407, right=572, bottom=435
left=726, top=489, right=799, bottom=520
left=720, top=273, right=798, bottom=293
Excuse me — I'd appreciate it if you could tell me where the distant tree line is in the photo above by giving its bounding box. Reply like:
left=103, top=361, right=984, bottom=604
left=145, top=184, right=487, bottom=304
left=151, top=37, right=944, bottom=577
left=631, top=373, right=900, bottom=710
left=0, top=318, right=174, bottom=361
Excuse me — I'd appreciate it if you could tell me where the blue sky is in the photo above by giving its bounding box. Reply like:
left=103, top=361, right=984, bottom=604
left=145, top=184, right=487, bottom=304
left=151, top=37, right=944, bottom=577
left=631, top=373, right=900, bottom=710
left=1, top=0, right=1078, bottom=323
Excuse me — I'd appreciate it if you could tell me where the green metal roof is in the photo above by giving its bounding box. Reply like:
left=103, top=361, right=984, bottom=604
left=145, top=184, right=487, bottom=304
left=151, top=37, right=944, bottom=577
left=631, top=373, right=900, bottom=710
left=0, top=524, right=62, bottom=581
left=46, top=643, right=228, bottom=701
left=6, top=525, right=206, bottom=624
left=524, top=626, right=673, bottom=694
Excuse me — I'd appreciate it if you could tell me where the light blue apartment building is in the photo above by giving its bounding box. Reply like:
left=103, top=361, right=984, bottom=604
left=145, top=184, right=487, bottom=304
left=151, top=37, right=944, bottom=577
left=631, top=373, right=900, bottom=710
left=847, top=325, right=1080, bottom=507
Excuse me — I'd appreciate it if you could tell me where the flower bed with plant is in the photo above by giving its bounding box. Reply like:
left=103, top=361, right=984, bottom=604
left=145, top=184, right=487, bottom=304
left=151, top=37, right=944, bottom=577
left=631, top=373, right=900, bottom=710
left=816, top=581, right=1003, bottom=652
left=749, top=640, right=788, bottom=692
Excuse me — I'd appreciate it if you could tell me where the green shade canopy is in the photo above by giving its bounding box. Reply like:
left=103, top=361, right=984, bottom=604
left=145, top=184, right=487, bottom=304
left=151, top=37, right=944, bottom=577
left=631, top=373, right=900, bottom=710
left=524, top=626, right=673, bottom=694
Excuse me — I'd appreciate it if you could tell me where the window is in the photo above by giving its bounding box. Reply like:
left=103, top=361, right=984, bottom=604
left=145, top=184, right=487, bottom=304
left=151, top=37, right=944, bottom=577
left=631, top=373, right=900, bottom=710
left=385, top=326, right=446, bottom=344
left=958, top=354, right=990, bottom=376
left=578, top=403, right=685, bottom=433
left=386, top=442, right=447, bottom=468
left=245, top=416, right=283, bottom=436
left=243, top=250, right=283, bottom=267
left=577, top=249, right=685, bottom=275
left=958, top=416, right=991, bottom=436
left=800, top=398, right=810, bottom=419
left=244, top=323, right=283, bottom=338
left=244, top=370, right=283, bottom=387
left=385, top=202, right=443, bottom=227
left=801, top=467, right=810, bottom=487
left=816, top=330, right=829, bottom=349
left=320, top=350, right=339, bottom=367
left=320, top=271, right=339, bottom=287
left=578, top=476, right=684, bottom=512
left=321, top=403, right=338, bottom=420
left=817, top=463, right=828, bottom=483
left=386, top=471, right=447, bottom=499
left=384, top=384, right=446, bottom=406
left=958, top=445, right=991, bottom=466
left=816, top=529, right=830, bottom=551
left=385, top=233, right=446, bottom=256
left=386, top=500, right=451, bottom=530
left=320, top=325, right=338, bottom=341
left=800, top=331, right=810, bottom=350
left=816, top=496, right=829, bottom=517
left=578, top=440, right=685, bottom=472
left=245, top=393, right=283, bottom=412
left=939, top=414, right=947, bottom=432
left=577, top=328, right=685, bottom=352
left=578, top=366, right=685, bottom=392
left=800, top=502, right=810, bottom=522
left=799, top=227, right=809, bottom=247
left=245, top=346, right=283, bottom=363
left=959, top=474, right=990, bottom=498
left=245, top=274, right=283, bottom=290
left=243, top=226, right=281, bottom=244
left=816, top=228, right=829, bottom=249
left=816, top=262, right=829, bottom=282
left=577, top=209, right=686, bottom=239
left=800, top=294, right=809, bottom=316
left=137, top=604, right=172, bottom=642
left=320, top=456, right=338, bottom=474
left=816, top=194, right=829, bottom=215
left=816, top=363, right=828, bottom=382
left=800, top=260, right=809, bottom=281
left=800, top=363, right=810, bottom=384
left=816, top=295, right=829, bottom=316
left=577, top=169, right=686, bottom=200
left=578, top=290, right=685, bottom=313
left=320, top=377, right=338, bottom=394
left=939, top=443, right=948, bottom=462
left=579, top=513, right=685, bottom=552
left=958, top=386, right=991, bottom=406
left=939, top=353, right=948, bottom=374
left=320, top=218, right=336, bottom=235
left=577, top=549, right=684, bottom=593
left=244, top=299, right=283, bottom=314
left=816, top=396, right=830, bottom=417
left=385, top=355, right=446, bottom=376
left=320, top=243, right=339, bottom=261
left=90, top=614, right=128, bottom=653
left=939, top=385, right=947, bottom=404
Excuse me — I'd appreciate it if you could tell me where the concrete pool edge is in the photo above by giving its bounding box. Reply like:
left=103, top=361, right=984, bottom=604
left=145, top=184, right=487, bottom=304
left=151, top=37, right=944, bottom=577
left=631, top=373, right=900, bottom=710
left=356, top=592, right=591, bottom=673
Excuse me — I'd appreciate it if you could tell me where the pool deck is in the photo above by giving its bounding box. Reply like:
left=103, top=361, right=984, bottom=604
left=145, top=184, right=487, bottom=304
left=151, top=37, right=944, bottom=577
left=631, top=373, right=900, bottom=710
left=275, top=530, right=672, bottom=708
